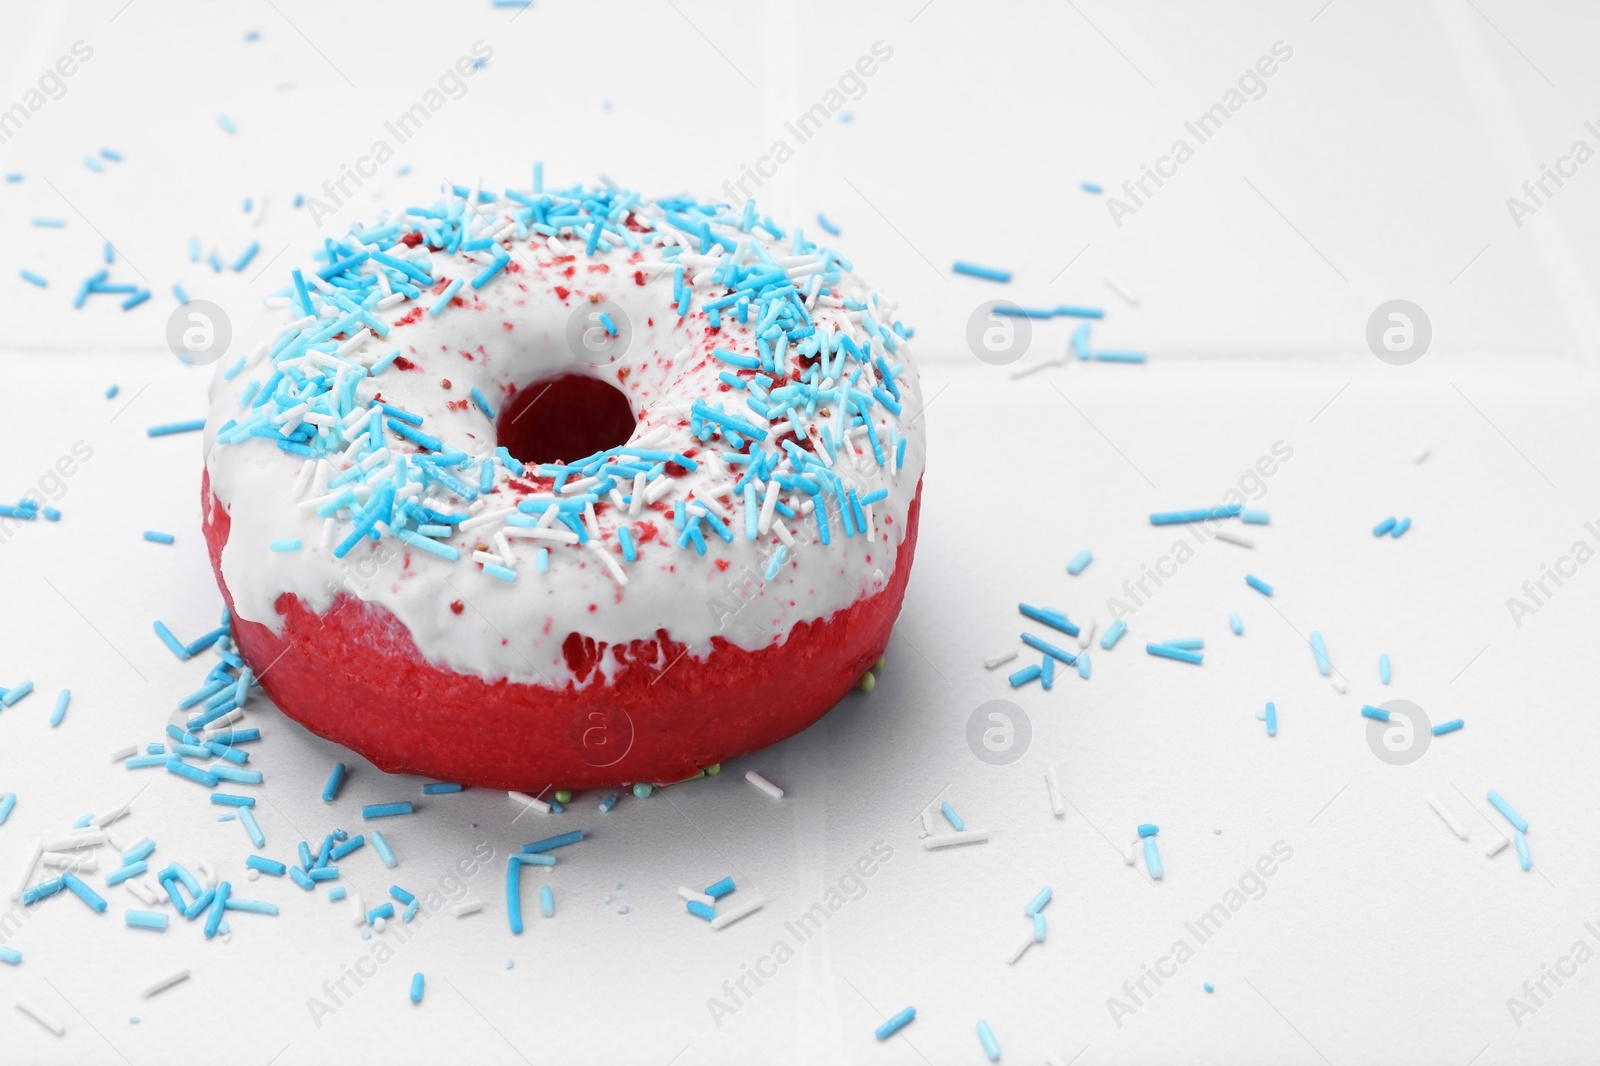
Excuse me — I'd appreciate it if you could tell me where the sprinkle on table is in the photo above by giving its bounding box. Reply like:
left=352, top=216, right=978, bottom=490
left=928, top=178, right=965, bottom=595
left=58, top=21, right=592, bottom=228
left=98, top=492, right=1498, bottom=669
left=143, top=531, right=175, bottom=545
left=951, top=261, right=1013, bottom=283
left=146, top=419, right=206, bottom=437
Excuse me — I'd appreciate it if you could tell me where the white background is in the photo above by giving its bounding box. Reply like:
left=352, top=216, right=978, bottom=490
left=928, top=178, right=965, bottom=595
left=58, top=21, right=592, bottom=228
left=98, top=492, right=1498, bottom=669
left=1, top=2, right=1599, bottom=1064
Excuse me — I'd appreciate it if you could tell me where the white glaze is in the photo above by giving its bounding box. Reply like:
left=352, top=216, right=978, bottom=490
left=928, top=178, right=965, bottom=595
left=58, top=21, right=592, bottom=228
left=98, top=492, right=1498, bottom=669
left=204, top=190, right=926, bottom=688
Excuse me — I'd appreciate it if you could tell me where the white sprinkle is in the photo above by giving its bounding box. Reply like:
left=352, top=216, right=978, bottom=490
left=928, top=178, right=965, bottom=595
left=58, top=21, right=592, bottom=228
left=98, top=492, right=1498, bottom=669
left=1077, top=620, right=1097, bottom=650
left=758, top=478, right=780, bottom=535
left=984, top=651, right=1018, bottom=670
left=1330, top=674, right=1349, bottom=694
left=1414, top=448, right=1431, bottom=464
left=630, top=473, right=647, bottom=516
left=207, top=707, right=244, bottom=730
left=12, top=841, right=42, bottom=900
left=109, top=744, right=138, bottom=762
left=1485, top=835, right=1511, bottom=858
left=1045, top=767, right=1066, bottom=819
left=919, top=808, right=935, bottom=837
left=292, top=458, right=316, bottom=497
left=587, top=540, right=629, bottom=586
left=677, top=887, right=716, bottom=907
left=1007, top=931, right=1036, bottom=965
left=773, top=519, right=795, bottom=548
left=1426, top=794, right=1469, bottom=841
left=351, top=892, right=367, bottom=925
left=41, top=852, right=97, bottom=873
left=744, top=770, right=784, bottom=800
left=1121, top=841, right=1137, bottom=866
left=453, top=900, right=484, bottom=918
left=634, top=425, right=671, bottom=449
left=507, top=791, right=551, bottom=815
left=93, top=801, right=133, bottom=828
left=15, top=999, right=65, bottom=1035
left=921, top=831, right=990, bottom=850
left=124, top=879, right=163, bottom=907
left=503, top=526, right=579, bottom=545
left=1212, top=530, right=1254, bottom=549
left=142, top=968, right=191, bottom=998
left=41, top=830, right=107, bottom=852
left=710, top=896, right=765, bottom=930
left=643, top=476, right=676, bottom=506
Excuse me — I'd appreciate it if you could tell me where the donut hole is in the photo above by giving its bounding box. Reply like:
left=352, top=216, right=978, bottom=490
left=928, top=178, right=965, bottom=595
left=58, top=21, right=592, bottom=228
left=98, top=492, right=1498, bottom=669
left=496, top=373, right=636, bottom=466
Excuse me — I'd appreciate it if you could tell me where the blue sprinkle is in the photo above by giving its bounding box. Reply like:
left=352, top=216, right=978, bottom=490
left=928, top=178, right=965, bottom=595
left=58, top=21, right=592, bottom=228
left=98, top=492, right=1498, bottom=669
left=422, top=782, right=462, bottom=795
left=940, top=802, right=965, bottom=832
left=1391, top=517, right=1412, bottom=538
left=1245, top=574, right=1273, bottom=597
left=147, top=419, right=206, bottom=437
left=1229, top=613, right=1243, bottom=635
left=1146, top=643, right=1203, bottom=665
left=1379, top=654, right=1391, bottom=684
left=1309, top=632, right=1332, bottom=676
left=875, top=1006, right=916, bottom=1041
left=1361, top=705, right=1390, bottom=722
left=1487, top=790, right=1528, bottom=833
left=218, top=114, right=236, bottom=134
left=1204, top=982, right=1215, bottom=993
left=952, top=261, right=1012, bottom=283
left=143, top=531, right=175, bottom=545
left=19, top=269, right=47, bottom=288
left=362, top=801, right=414, bottom=820
left=1025, top=887, right=1052, bottom=915
left=1081, top=182, right=1103, bottom=194
left=410, top=972, right=425, bottom=1004
left=1514, top=830, right=1532, bottom=871
left=1008, top=663, right=1043, bottom=687
left=705, top=876, right=736, bottom=899
left=470, top=386, right=495, bottom=418
left=1240, top=509, right=1270, bottom=525
left=322, top=763, right=348, bottom=803
left=686, top=899, right=715, bottom=921
left=976, top=1019, right=1001, bottom=1062
left=1150, top=504, right=1242, bottom=525
left=1065, top=549, right=1093, bottom=576
left=371, top=830, right=398, bottom=869
left=31, top=217, right=66, bottom=228
left=106, top=384, right=119, bottom=399
left=269, top=538, right=302, bottom=552
left=1142, top=837, right=1164, bottom=880
left=540, top=885, right=554, bottom=918
left=0, top=793, right=14, bottom=824
left=1022, top=632, right=1077, bottom=664
left=232, top=242, right=260, bottom=272
left=1372, top=516, right=1396, bottom=536
left=49, top=689, right=69, bottom=727
left=1100, top=619, right=1127, bottom=650
left=428, top=277, right=466, bottom=316
left=1432, top=719, right=1464, bottom=736
left=816, top=213, right=841, bottom=236
left=1265, top=702, right=1278, bottom=736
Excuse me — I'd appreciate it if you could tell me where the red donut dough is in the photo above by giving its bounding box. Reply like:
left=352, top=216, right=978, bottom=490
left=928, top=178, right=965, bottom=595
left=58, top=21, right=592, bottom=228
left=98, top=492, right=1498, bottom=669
left=202, top=470, right=922, bottom=791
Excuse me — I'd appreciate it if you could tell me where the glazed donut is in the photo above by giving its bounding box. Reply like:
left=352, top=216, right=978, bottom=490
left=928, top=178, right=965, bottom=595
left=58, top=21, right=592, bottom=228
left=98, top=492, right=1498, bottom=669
left=202, top=178, right=925, bottom=790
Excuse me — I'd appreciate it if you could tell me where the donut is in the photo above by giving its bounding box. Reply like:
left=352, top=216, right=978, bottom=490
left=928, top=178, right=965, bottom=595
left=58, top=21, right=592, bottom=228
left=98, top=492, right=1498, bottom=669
left=201, top=178, right=926, bottom=791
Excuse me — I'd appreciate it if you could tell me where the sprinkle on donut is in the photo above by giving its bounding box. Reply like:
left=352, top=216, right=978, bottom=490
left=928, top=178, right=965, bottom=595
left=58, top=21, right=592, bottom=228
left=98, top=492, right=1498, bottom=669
left=205, top=175, right=923, bottom=685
